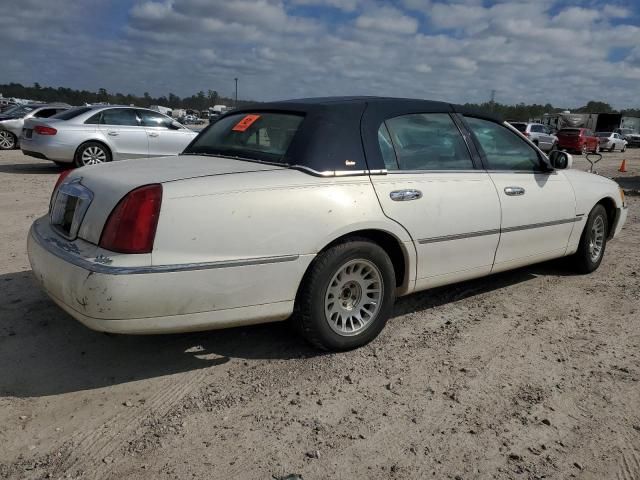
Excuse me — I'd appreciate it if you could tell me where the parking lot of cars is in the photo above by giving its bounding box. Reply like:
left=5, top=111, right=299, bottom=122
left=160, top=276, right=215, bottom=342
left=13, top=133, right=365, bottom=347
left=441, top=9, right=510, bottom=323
left=0, top=143, right=638, bottom=479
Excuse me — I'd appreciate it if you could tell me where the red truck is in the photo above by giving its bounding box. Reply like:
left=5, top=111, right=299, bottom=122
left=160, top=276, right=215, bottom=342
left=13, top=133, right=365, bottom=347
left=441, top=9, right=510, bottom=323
left=555, top=128, right=599, bottom=154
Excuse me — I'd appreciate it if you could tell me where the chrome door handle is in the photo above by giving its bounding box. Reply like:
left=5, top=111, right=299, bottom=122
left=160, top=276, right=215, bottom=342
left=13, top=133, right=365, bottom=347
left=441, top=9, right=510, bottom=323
left=504, top=186, right=525, bottom=196
left=107, top=131, right=119, bottom=136
left=390, top=189, right=423, bottom=201
left=148, top=132, right=159, bottom=137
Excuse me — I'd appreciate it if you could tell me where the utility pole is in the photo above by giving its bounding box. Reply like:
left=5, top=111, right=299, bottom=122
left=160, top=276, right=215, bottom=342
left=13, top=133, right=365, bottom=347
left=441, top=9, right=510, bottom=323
left=234, top=78, right=238, bottom=108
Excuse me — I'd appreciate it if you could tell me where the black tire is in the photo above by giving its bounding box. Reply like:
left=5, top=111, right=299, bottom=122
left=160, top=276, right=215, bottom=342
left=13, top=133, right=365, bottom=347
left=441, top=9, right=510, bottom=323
left=0, top=130, right=17, bottom=150
left=295, top=239, right=396, bottom=351
left=571, top=204, right=608, bottom=274
left=74, top=141, right=112, bottom=167
left=610, top=144, right=615, bottom=152
left=581, top=144, right=588, bottom=155
left=621, top=145, right=626, bottom=152
left=593, top=144, right=600, bottom=154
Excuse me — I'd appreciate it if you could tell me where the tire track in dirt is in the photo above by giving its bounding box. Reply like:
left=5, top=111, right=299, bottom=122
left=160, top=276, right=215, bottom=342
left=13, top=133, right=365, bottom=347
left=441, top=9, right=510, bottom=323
left=52, top=363, right=223, bottom=479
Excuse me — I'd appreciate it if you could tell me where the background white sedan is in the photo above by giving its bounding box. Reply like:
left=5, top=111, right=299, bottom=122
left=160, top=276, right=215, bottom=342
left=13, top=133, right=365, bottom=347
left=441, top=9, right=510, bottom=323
left=596, top=131, right=627, bottom=152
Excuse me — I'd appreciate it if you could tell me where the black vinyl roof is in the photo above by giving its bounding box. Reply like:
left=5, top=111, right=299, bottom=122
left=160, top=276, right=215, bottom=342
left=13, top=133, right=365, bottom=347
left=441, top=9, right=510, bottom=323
left=213, top=96, right=503, bottom=173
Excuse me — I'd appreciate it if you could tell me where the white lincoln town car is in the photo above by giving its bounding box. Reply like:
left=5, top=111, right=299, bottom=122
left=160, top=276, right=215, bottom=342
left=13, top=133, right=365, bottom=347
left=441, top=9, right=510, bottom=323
left=27, top=97, right=628, bottom=351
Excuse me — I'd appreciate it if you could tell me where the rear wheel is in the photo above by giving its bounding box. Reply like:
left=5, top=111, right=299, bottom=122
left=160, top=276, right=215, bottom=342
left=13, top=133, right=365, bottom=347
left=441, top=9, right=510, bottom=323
left=571, top=204, right=608, bottom=274
left=0, top=130, right=16, bottom=150
left=74, top=142, right=111, bottom=167
left=581, top=143, right=588, bottom=155
left=295, top=239, right=396, bottom=351
left=610, top=144, right=615, bottom=152
left=621, top=144, right=626, bottom=152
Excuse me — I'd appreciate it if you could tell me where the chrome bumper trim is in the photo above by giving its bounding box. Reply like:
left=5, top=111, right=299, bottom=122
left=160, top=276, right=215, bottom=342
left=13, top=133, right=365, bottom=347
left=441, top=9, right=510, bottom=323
left=30, top=220, right=299, bottom=275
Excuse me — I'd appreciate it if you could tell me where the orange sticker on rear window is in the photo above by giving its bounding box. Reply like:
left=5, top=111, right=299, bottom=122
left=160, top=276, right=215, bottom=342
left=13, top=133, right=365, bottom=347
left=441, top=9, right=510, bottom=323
left=232, top=114, right=261, bottom=132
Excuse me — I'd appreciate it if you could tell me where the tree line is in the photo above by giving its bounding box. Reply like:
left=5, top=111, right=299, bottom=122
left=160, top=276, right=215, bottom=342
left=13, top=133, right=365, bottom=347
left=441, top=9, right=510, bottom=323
left=0, top=82, right=254, bottom=111
left=2, top=82, right=639, bottom=119
left=465, top=100, right=640, bottom=121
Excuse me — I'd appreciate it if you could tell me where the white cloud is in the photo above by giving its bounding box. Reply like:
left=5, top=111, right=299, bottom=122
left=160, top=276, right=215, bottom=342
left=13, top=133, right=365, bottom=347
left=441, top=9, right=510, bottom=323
left=1, top=0, right=640, bottom=109
left=355, top=6, right=419, bottom=34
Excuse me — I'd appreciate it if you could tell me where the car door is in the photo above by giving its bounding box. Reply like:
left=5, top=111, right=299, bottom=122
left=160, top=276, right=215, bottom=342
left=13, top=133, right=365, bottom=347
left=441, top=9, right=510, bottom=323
left=538, top=125, right=555, bottom=150
left=98, top=108, right=148, bottom=160
left=462, top=116, right=577, bottom=273
left=369, top=113, right=501, bottom=290
left=137, top=109, right=193, bottom=157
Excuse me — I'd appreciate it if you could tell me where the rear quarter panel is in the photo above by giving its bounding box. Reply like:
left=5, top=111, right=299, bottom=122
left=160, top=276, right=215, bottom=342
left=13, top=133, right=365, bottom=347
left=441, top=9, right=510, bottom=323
left=152, top=169, right=414, bottom=266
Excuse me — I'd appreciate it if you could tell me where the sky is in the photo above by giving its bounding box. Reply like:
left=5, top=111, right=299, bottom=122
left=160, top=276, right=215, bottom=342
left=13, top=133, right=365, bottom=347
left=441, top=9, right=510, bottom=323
left=1, top=0, right=639, bottom=108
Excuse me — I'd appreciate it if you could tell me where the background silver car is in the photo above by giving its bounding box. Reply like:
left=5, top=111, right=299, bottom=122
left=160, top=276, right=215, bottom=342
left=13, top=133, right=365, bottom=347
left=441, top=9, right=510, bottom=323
left=595, top=131, right=627, bottom=152
left=0, top=103, right=70, bottom=150
left=508, top=122, right=558, bottom=151
left=20, top=106, right=198, bottom=167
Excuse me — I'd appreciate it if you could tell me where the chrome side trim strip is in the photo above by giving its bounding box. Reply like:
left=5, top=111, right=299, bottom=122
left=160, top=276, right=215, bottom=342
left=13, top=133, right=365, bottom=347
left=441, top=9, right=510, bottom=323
left=419, top=229, right=500, bottom=244
left=418, top=216, right=581, bottom=244
left=501, top=217, right=579, bottom=233
left=31, top=221, right=299, bottom=276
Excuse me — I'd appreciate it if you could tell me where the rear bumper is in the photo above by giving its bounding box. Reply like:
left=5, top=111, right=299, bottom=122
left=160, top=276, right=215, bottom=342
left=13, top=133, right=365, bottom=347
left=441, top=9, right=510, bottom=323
left=19, top=137, right=76, bottom=163
left=27, top=216, right=312, bottom=334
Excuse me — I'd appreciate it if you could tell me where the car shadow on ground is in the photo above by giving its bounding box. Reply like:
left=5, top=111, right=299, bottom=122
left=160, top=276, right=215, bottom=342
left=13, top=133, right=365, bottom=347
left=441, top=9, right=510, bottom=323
left=0, top=260, right=574, bottom=398
left=0, top=161, right=65, bottom=174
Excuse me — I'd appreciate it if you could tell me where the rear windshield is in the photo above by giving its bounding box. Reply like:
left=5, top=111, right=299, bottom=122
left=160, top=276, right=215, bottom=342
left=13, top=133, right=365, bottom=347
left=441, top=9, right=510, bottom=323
left=52, top=107, right=92, bottom=120
left=595, top=132, right=611, bottom=137
left=557, top=129, right=580, bottom=135
left=510, top=123, right=527, bottom=132
left=185, top=112, right=304, bottom=164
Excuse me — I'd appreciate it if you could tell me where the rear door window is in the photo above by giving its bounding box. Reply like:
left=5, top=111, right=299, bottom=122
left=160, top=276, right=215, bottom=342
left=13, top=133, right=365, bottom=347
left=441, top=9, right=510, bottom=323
left=382, top=113, right=473, bottom=170
left=100, top=108, right=140, bottom=126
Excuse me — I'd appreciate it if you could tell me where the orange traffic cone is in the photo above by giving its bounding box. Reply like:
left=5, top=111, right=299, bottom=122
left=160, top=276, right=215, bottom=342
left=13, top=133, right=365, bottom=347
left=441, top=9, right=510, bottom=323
left=618, top=159, right=627, bottom=173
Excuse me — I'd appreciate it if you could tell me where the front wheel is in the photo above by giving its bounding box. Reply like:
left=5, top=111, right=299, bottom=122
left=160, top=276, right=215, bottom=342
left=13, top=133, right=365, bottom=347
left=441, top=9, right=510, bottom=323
left=295, top=239, right=396, bottom=351
left=621, top=144, right=626, bottom=152
left=0, top=130, right=16, bottom=150
left=571, top=204, right=608, bottom=274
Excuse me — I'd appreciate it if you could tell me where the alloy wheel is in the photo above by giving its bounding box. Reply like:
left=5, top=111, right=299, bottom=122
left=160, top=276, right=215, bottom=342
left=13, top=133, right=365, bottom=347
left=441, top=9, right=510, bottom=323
left=588, top=215, right=605, bottom=262
left=324, top=259, right=383, bottom=336
left=0, top=130, right=15, bottom=149
left=80, top=146, right=107, bottom=165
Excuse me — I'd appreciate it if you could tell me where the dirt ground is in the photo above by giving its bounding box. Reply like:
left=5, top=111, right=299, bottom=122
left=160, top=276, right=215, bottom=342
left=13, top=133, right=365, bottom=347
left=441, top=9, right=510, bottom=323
left=0, top=148, right=639, bottom=480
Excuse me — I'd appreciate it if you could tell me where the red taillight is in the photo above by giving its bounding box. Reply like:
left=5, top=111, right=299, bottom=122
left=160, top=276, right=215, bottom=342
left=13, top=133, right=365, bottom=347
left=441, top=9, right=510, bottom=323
left=53, top=169, right=72, bottom=191
left=34, top=125, right=57, bottom=136
left=99, top=184, right=162, bottom=254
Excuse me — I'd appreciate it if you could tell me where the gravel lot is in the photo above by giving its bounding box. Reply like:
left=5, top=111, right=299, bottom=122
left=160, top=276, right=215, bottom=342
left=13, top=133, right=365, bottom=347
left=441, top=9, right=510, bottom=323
left=0, top=148, right=638, bottom=480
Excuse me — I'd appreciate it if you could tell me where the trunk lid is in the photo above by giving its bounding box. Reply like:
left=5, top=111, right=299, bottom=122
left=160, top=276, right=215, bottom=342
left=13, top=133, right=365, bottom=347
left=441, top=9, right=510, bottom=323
left=68, top=154, right=285, bottom=244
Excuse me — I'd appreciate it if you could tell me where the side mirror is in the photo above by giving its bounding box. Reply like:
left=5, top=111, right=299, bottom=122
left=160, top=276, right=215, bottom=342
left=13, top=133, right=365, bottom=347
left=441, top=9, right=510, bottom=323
left=548, top=150, right=573, bottom=170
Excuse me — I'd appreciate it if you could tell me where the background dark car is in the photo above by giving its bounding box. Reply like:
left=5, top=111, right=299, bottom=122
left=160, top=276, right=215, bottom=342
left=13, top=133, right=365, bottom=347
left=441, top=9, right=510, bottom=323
left=556, top=128, right=599, bottom=154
